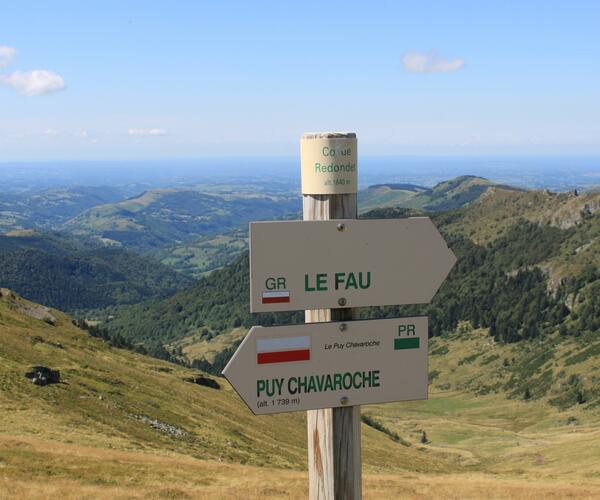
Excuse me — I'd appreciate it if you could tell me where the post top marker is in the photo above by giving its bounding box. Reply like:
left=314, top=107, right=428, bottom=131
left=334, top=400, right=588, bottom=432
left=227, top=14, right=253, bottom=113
left=300, top=132, right=358, bottom=194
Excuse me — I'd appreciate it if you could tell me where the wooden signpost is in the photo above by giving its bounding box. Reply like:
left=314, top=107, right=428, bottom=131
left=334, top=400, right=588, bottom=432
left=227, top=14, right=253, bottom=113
left=224, top=132, right=456, bottom=500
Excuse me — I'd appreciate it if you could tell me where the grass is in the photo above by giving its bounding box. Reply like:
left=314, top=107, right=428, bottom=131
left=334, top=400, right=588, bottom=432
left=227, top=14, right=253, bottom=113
left=365, top=327, right=600, bottom=482
left=154, top=231, right=248, bottom=277
left=169, top=327, right=247, bottom=364
left=2, top=292, right=600, bottom=498
left=1, top=436, right=599, bottom=499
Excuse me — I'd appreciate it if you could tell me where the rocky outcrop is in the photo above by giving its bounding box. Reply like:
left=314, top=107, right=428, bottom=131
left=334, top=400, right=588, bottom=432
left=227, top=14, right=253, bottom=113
left=132, top=415, right=188, bottom=437
left=184, top=375, right=220, bottom=390
left=547, top=193, right=600, bottom=229
left=0, top=288, right=57, bottom=325
left=25, top=366, right=60, bottom=386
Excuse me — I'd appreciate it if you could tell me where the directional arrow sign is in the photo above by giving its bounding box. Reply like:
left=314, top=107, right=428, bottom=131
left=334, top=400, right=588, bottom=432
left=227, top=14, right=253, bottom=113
left=250, top=218, right=456, bottom=312
left=222, top=317, right=428, bottom=415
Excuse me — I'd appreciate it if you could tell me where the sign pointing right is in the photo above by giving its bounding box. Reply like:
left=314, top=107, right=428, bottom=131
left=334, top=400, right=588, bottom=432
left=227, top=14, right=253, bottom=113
left=250, top=217, right=457, bottom=312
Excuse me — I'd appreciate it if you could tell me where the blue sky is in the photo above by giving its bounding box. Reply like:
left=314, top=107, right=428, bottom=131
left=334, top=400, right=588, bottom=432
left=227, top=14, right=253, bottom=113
left=1, top=1, right=599, bottom=160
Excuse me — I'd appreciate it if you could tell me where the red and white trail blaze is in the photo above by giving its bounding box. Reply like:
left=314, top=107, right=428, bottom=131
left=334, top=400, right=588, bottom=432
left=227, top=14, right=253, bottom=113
left=256, top=336, right=310, bottom=364
left=261, top=290, right=290, bottom=304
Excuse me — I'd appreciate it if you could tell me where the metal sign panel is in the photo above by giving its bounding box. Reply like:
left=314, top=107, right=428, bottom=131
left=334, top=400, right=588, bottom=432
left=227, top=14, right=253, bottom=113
left=222, top=317, right=428, bottom=415
left=250, top=218, right=456, bottom=312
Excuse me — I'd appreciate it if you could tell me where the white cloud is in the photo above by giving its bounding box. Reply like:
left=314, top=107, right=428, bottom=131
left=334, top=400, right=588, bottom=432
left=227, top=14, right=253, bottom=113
left=43, top=128, right=59, bottom=136
left=78, top=131, right=89, bottom=139
left=0, top=46, right=16, bottom=68
left=128, top=128, right=168, bottom=137
left=402, top=51, right=464, bottom=73
left=0, top=70, right=66, bottom=96
left=0, top=46, right=66, bottom=96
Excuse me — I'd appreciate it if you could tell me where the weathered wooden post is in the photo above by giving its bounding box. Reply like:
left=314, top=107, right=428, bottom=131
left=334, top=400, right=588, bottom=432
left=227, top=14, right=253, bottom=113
left=301, top=132, right=361, bottom=499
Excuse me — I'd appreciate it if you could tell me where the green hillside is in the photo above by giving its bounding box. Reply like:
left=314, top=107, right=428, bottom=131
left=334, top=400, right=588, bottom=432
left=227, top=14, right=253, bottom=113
left=358, top=183, right=430, bottom=213
left=63, top=187, right=300, bottom=251
left=151, top=228, right=249, bottom=277
left=0, top=289, right=308, bottom=468
left=0, top=186, right=131, bottom=233
left=0, top=232, right=194, bottom=312
left=358, top=176, right=521, bottom=214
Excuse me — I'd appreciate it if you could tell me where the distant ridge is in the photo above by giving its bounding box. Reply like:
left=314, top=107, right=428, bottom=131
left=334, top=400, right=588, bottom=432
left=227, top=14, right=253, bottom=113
left=359, top=175, right=522, bottom=213
left=62, top=187, right=300, bottom=251
left=367, top=183, right=430, bottom=193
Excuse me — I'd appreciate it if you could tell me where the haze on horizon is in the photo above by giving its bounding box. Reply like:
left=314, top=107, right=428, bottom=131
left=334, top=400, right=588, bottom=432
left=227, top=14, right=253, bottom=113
left=1, top=1, right=599, bottom=161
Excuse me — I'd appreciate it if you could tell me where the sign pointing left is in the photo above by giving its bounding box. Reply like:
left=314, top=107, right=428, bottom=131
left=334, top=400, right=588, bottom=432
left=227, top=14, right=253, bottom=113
left=222, top=317, right=428, bottom=415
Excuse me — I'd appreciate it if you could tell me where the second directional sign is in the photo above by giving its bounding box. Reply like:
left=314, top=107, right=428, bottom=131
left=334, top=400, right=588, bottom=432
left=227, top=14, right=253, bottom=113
left=250, top=217, right=456, bottom=312
left=223, top=317, right=428, bottom=415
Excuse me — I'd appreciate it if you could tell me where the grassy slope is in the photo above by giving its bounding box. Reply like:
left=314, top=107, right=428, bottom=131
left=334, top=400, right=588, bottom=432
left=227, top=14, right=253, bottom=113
left=171, top=327, right=248, bottom=364
left=358, top=184, right=428, bottom=213
left=442, top=189, right=599, bottom=244
left=369, top=327, right=600, bottom=478
left=0, top=291, right=456, bottom=472
left=438, top=189, right=600, bottom=290
left=2, top=293, right=599, bottom=498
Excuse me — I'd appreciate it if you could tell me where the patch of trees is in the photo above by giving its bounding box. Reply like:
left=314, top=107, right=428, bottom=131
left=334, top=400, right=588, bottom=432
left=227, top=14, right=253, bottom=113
left=74, top=319, right=147, bottom=353
left=361, top=219, right=574, bottom=343
left=0, top=243, right=194, bottom=311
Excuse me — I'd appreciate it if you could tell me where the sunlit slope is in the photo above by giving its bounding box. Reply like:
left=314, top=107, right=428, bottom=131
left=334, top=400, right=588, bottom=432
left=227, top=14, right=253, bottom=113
left=63, top=188, right=300, bottom=250
left=364, top=327, right=600, bottom=480
left=442, top=188, right=599, bottom=244
left=358, top=183, right=429, bottom=213
left=0, top=290, right=454, bottom=473
left=358, top=176, right=518, bottom=214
